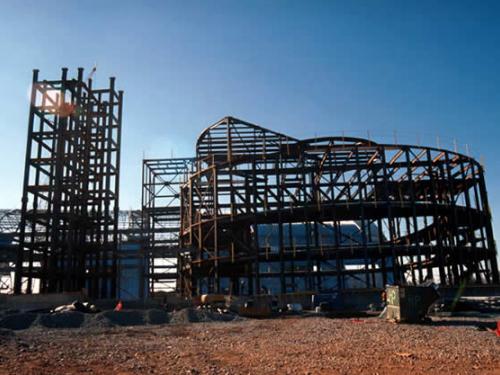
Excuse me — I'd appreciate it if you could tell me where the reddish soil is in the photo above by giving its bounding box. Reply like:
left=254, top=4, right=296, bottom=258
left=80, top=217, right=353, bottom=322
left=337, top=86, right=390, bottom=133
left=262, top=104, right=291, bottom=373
left=0, top=316, right=498, bottom=375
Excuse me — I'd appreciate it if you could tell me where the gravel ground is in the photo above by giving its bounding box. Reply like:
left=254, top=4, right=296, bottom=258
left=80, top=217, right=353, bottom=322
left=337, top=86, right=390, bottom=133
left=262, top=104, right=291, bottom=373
left=0, top=315, right=498, bottom=375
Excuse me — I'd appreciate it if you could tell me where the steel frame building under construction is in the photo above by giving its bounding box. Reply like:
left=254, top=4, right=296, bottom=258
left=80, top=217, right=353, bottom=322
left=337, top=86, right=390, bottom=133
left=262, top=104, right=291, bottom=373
left=144, top=116, right=499, bottom=297
left=142, top=158, right=194, bottom=293
left=14, top=68, right=123, bottom=298
left=4, top=68, right=498, bottom=299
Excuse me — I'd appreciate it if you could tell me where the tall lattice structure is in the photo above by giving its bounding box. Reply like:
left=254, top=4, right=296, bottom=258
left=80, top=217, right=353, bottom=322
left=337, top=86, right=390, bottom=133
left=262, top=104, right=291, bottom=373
left=142, top=158, right=194, bottom=293
left=14, top=68, right=123, bottom=298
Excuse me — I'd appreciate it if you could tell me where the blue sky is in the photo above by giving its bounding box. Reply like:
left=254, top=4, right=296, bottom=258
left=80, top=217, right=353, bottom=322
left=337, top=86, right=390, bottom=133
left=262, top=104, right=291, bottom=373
left=1, top=0, right=500, bottom=246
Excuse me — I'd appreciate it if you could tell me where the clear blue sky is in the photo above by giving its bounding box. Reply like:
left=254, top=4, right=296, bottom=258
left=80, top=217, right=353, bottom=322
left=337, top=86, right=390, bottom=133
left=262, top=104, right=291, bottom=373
left=1, top=1, right=500, bottom=247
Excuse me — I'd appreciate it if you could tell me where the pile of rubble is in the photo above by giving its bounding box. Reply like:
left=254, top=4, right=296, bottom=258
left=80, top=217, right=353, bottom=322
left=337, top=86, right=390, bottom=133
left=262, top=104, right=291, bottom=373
left=0, top=306, right=241, bottom=331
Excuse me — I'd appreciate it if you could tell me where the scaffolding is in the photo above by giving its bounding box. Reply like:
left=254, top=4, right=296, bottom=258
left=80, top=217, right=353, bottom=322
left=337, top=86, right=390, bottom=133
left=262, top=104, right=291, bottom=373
left=14, top=68, right=123, bottom=298
left=0, top=210, right=20, bottom=293
left=175, top=116, right=499, bottom=296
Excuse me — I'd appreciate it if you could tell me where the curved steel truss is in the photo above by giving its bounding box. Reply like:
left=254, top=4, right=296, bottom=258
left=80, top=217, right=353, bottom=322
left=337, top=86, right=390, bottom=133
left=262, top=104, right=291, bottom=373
left=175, top=116, right=499, bottom=296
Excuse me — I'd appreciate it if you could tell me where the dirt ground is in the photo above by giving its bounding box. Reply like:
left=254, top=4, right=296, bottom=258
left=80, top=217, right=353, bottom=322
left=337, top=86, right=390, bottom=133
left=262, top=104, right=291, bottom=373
left=0, top=315, right=499, bottom=375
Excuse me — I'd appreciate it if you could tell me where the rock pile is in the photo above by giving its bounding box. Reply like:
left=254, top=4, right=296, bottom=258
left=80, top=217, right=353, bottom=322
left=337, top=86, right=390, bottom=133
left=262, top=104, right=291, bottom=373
left=0, top=307, right=239, bottom=330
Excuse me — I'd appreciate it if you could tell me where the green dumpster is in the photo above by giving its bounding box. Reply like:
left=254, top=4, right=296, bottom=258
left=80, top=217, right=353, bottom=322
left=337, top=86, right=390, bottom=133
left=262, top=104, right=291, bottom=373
left=386, top=285, right=439, bottom=323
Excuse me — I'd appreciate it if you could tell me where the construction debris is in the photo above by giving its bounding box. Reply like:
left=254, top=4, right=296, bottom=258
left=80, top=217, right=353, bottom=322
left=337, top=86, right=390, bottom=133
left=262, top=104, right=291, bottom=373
left=0, top=306, right=243, bottom=331
left=51, top=301, right=99, bottom=314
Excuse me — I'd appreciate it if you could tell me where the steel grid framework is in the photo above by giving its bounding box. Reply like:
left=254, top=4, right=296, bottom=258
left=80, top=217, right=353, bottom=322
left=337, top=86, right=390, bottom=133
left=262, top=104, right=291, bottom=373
left=175, top=116, right=499, bottom=296
left=142, top=158, right=194, bottom=293
left=14, top=68, right=123, bottom=298
left=0, top=210, right=20, bottom=292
